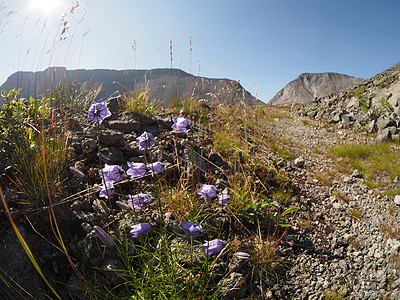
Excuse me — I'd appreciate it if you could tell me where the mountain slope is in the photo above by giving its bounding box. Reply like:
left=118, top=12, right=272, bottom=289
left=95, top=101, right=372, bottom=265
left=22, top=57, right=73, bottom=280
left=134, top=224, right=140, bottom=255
left=269, top=72, right=364, bottom=105
left=0, top=67, right=261, bottom=106
left=297, top=61, right=400, bottom=141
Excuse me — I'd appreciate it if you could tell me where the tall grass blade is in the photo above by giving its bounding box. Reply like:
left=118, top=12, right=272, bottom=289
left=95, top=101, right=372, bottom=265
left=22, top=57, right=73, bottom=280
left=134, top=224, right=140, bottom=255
left=0, top=185, right=62, bottom=299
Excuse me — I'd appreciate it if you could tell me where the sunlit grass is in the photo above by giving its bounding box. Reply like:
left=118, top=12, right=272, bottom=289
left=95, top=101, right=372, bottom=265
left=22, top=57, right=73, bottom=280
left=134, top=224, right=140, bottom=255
left=123, top=91, right=160, bottom=117
left=329, top=141, right=400, bottom=194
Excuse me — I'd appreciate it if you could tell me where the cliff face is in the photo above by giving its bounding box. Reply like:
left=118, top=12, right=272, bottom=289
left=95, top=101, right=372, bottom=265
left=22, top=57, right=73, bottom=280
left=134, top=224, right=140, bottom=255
left=0, top=67, right=261, bottom=106
left=269, top=72, right=364, bottom=105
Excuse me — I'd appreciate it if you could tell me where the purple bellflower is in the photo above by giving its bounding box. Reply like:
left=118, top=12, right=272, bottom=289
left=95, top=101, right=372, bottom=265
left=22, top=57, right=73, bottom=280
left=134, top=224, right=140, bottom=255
left=218, top=194, right=231, bottom=206
left=88, top=101, right=111, bottom=124
left=197, top=183, right=217, bottom=199
left=130, top=223, right=153, bottom=237
left=116, top=201, right=132, bottom=210
left=127, top=193, right=153, bottom=208
left=172, top=114, right=191, bottom=132
left=94, top=226, right=114, bottom=247
left=69, top=166, right=87, bottom=180
left=98, top=182, right=114, bottom=199
left=101, top=164, right=124, bottom=183
left=147, top=161, right=164, bottom=176
left=203, top=239, right=224, bottom=256
left=127, top=162, right=147, bottom=178
left=136, top=131, right=154, bottom=151
left=181, top=221, right=202, bottom=237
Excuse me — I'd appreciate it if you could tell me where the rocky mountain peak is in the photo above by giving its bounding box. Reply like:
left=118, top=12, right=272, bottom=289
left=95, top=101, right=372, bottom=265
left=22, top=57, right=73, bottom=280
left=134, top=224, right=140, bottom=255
left=269, top=72, right=364, bottom=105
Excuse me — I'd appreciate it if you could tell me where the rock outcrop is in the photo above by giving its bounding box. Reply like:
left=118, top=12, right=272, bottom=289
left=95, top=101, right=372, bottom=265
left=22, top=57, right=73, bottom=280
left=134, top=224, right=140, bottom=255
left=269, top=72, right=364, bottom=105
left=297, top=61, right=400, bottom=142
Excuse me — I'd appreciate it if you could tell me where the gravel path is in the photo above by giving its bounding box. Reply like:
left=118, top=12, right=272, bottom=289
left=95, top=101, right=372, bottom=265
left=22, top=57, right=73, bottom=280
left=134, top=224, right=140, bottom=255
left=264, top=116, right=400, bottom=299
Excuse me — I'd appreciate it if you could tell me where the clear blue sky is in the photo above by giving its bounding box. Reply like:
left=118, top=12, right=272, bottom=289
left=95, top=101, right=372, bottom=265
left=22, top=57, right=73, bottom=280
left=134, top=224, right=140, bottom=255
left=1, top=0, right=400, bottom=103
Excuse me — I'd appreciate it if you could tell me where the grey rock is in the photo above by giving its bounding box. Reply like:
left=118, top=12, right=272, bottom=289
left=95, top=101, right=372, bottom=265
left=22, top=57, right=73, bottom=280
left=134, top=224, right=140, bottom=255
left=108, top=115, right=138, bottom=133
left=383, top=91, right=392, bottom=100
left=343, top=176, right=353, bottom=184
left=339, top=260, right=349, bottom=272
left=392, top=278, right=400, bottom=289
left=307, top=110, right=317, bottom=118
left=106, top=96, right=123, bottom=112
left=352, top=169, right=363, bottom=178
left=376, top=127, right=392, bottom=142
left=388, top=126, right=397, bottom=135
left=376, top=117, right=396, bottom=131
left=294, top=156, right=306, bottom=168
left=100, top=131, right=125, bottom=147
left=219, top=272, right=247, bottom=300
left=373, top=75, right=388, bottom=86
left=352, top=113, right=365, bottom=122
left=101, top=147, right=125, bottom=164
left=341, top=114, right=351, bottom=125
left=83, top=139, right=97, bottom=152
left=71, top=200, right=83, bottom=212
left=81, top=222, right=93, bottom=233
left=332, top=112, right=341, bottom=123
left=366, top=120, right=376, bottom=133
left=92, top=199, right=111, bottom=218
left=393, top=133, right=400, bottom=141
left=376, top=270, right=386, bottom=283
left=394, top=195, right=400, bottom=206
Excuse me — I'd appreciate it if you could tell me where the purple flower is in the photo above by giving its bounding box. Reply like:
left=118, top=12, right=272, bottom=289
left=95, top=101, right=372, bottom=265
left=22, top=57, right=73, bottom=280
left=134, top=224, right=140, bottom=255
left=94, top=226, right=114, bottom=247
left=116, top=201, right=132, bottom=210
left=98, top=182, right=114, bottom=199
left=130, top=223, right=152, bottom=237
left=127, top=193, right=153, bottom=208
left=202, top=239, right=224, bottom=256
left=172, top=114, right=191, bottom=132
left=136, top=131, right=154, bottom=151
left=127, top=162, right=147, bottom=178
left=181, top=221, right=202, bottom=237
left=101, top=164, right=124, bottom=183
left=197, top=183, right=217, bottom=199
left=88, top=101, right=111, bottom=124
left=69, top=166, right=86, bottom=180
left=147, top=161, right=164, bottom=176
left=218, top=194, right=231, bottom=206
left=99, top=152, right=111, bottom=163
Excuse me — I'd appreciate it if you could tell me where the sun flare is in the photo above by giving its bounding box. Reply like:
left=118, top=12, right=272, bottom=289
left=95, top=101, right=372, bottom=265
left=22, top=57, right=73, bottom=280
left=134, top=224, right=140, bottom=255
left=30, top=0, right=64, bottom=15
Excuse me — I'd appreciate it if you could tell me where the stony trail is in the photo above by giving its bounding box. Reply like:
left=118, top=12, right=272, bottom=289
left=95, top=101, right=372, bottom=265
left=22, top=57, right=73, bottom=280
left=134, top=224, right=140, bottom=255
left=265, top=114, right=400, bottom=299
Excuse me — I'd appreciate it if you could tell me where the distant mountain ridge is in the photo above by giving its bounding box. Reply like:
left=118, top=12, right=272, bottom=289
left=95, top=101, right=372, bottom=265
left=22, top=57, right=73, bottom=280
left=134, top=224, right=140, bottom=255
left=269, top=72, right=364, bottom=105
left=0, top=67, right=261, bottom=106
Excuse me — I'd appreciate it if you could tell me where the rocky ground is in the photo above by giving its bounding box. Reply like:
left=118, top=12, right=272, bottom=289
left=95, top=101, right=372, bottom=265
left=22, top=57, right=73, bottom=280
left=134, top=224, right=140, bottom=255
left=1, top=100, right=400, bottom=299
left=264, top=115, right=400, bottom=299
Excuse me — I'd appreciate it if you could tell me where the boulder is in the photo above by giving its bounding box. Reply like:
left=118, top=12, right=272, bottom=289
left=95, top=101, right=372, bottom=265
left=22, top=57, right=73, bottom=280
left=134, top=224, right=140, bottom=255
left=341, top=114, right=352, bottom=127
left=100, top=131, right=125, bottom=147
left=366, top=120, right=376, bottom=133
left=376, top=127, right=393, bottom=142
left=376, top=117, right=396, bottom=131
left=293, top=157, right=306, bottom=168
left=108, top=117, right=138, bottom=133
left=394, top=195, right=400, bottom=206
